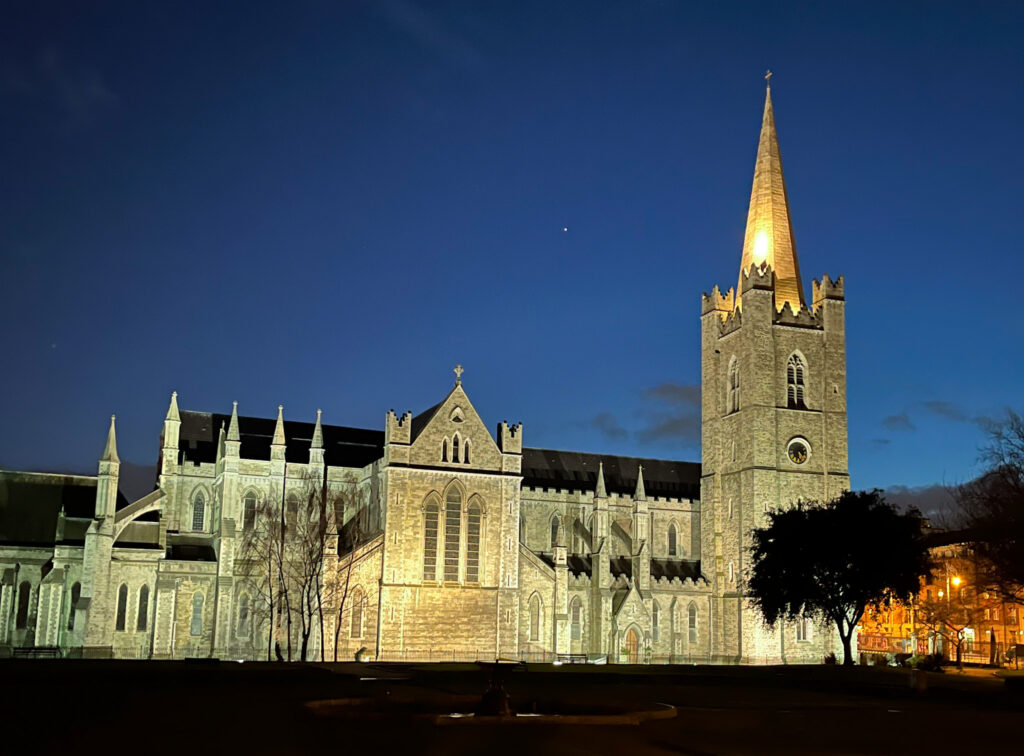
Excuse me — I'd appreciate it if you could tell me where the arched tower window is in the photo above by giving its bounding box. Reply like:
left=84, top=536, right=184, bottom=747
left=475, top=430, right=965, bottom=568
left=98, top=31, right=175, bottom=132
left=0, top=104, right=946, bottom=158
left=190, top=592, right=204, bottom=636
left=237, top=594, right=250, bottom=637
left=115, top=583, right=129, bottom=631
left=463, top=439, right=470, bottom=464
left=466, top=499, right=482, bottom=583
left=550, top=515, right=560, bottom=550
left=529, top=594, right=542, bottom=642
left=67, top=582, right=81, bottom=631
left=728, top=357, right=740, bottom=414
left=243, top=491, right=257, bottom=531
left=570, top=597, right=583, bottom=640
left=443, top=486, right=462, bottom=582
left=350, top=587, right=365, bottom=638
left=137, top=585, right=150, bottom=631
left=423, top=500, right=440, bottom=581
left=667, top=523, right=678, bottom=556
left=687, top=603, right=698, bottom=644
left=452, top=434, right=461, bottom=464
left=15, top=581, right=30, bottom=629
left=787, top=353, right=806, bottom=409
left=652, top=600, right=660, bottom=642
left=192, top=491, right=206, bottom=532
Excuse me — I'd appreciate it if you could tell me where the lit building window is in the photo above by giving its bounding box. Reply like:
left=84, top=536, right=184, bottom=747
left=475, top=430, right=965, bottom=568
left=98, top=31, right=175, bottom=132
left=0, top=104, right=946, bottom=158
left=444, top=488, right=462, bottom=581
left=728, top=357, right=740, bottom=414
left=787, top=354, right=806, bottom=409
left=423, top=501, right=439, bottom=581
left=466, top=501, right=481, bottom=583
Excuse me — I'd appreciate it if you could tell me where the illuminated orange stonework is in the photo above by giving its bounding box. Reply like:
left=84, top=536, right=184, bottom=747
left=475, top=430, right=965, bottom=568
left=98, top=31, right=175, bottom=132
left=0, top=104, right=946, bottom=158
left=736, top=84, right=805, bottom=313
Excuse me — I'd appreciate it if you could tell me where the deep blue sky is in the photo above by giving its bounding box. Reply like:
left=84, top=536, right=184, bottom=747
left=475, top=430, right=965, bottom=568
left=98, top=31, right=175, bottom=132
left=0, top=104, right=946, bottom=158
left=1, top=1, right=1021, bottom=497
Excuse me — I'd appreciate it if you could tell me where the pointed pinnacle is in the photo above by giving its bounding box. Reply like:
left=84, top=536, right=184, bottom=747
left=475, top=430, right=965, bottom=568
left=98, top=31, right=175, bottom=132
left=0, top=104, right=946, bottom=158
left=227, top=401, right=240, bottom=442
left=595, top=461, right=607, bottom=498
left=272, top=404, right=286, bottom=446
left=634, top=465, right=646, bottom=501
left=311, top=409, right=324, bottom=449
left=166, top=391, right=180, bottom=422
left=101, top=415, right=119, bottom=463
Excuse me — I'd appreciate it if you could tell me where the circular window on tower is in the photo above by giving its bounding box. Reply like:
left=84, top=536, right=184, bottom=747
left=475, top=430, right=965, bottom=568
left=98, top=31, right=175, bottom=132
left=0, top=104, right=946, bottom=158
left=787, top=437, right=810, bottom=465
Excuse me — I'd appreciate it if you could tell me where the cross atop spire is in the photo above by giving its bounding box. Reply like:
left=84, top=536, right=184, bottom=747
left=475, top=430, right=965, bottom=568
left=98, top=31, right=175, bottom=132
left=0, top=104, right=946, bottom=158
left=765, top=69, right=772, bottom=86
left=453, top=364, right=464, bottom=385
left=736, top=76, right=806, bottom=313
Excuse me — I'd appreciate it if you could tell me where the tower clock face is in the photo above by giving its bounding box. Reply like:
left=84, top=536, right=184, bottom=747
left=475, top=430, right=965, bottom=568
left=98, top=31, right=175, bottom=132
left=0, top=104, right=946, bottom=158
left=787, top=438, right=809, bottom=465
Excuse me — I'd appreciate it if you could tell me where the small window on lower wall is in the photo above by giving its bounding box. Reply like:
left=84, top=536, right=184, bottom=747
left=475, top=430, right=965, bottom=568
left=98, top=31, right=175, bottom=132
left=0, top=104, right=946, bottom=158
left=190, top=592, right=204, bottom=636
left=796, top=616, right=812, bottom=642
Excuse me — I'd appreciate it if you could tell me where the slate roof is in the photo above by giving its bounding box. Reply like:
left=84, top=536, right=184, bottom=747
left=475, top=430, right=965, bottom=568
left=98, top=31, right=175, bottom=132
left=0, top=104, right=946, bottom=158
left=520, top=449, right=700, bottom=500
left=0, top=471, right=127, bottom=547
left=175, top=410, right=384, bottom=469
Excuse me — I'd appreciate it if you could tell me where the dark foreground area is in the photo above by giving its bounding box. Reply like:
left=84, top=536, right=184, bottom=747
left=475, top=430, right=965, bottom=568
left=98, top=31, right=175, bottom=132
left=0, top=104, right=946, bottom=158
left=0, top=660, right=1020, bottom=755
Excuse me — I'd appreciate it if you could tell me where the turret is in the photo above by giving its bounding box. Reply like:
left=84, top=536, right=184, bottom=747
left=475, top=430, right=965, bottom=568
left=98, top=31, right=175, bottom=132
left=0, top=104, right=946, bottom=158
left=161, top=391, right=181, bottom=476
left=271, top=405, right=286, bottom=467
left=309, top=409, right=325, bottom=467
left=225, top=401, right=241, bottom=458
left=632, top=465, right=651, bottom=593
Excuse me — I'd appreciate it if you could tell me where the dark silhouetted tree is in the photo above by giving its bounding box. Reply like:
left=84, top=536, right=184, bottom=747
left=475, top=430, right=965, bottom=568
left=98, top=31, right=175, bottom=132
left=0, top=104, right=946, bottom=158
left=747, top=490, right=932, bottom=665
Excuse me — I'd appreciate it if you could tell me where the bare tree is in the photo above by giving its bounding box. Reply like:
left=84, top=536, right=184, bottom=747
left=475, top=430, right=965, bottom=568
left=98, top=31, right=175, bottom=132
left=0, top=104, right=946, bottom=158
left=916, top=555, right=987, bottom=668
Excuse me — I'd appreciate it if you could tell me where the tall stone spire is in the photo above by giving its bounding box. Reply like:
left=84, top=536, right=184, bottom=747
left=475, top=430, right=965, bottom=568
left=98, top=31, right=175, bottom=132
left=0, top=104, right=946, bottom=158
left=634, top=465, right=646, bottom=501
left=101, top=415, right=119, bottom=463
left=737, top=75, right=805, bottom=313
left=311, top=409, right=324, bottom=449
left=595, top=461, right=607, bottom=499
left=165, top=390, right=180, bottom=422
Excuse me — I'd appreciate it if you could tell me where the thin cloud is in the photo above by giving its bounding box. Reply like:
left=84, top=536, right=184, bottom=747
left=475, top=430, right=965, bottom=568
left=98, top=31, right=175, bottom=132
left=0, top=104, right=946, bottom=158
left=871, top=438, right=892, bottom=447
left=591, top=412, right=628, bottom=441
left=924, top=400, right=969, bottom=423
left=883, top=484, right=957, bottom=520
left=881, top=413, right=915, bottom=432
left=644, top=383, right=701, bottom=406
left=637, top=382, right=701, bottom=446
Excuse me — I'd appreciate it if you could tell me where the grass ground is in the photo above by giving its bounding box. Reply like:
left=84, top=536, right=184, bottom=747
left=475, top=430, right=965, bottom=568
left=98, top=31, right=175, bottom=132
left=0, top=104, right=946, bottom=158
left=1, top=660, right=1020, bottom=755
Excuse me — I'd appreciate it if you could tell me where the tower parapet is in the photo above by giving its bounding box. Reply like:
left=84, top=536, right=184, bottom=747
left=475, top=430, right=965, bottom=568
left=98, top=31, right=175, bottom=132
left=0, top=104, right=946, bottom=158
left=497, top=420, right=522, bottom=454
left=812, top=274, right=845, bottom=310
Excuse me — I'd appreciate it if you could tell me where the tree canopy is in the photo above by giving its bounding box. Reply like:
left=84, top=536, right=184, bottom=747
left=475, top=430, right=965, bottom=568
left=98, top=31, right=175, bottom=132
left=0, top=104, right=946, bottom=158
left=747, top=489, right=931, bottom=665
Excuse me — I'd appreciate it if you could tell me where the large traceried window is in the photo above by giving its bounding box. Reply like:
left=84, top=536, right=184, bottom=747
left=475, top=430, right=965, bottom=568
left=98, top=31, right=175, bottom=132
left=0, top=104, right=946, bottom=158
left=727, top=357, right=740, bottom=414
left=667, top=523, right=678, bottom=556
left=787, top=353, right=806, bottom=409
left=570, top=597, right=583, bottom=640
left=190, top=592, right=204, bottom=636
left=115, top=583, right=129, bottom=631
left=466, top=500, right=481, bottom=583
left=67, top=582, right=81, bottom=630
left=443, top=487, right=462, bottom=582
left=350, top=587, right=365, bottom=638
left=243, top=491, right=257, bottom=531
left=137, top=585, right=150, bottom=631
left=687, top=603, right=698, bottom=644
left=529, top=594, right=542, bottom=642
left=423, top=500, right=440, bottom=581
left=191, top=491, right=205, bottom=532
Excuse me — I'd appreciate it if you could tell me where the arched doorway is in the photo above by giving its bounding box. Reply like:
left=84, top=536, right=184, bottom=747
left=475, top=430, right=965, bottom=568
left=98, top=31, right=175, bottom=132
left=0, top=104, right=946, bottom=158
left=624, top=627, right=639, bottom=664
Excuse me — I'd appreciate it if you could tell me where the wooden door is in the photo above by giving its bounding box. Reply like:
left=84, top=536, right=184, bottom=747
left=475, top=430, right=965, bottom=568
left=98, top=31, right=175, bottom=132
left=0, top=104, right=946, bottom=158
left=624, top=628, right=639, bottom=664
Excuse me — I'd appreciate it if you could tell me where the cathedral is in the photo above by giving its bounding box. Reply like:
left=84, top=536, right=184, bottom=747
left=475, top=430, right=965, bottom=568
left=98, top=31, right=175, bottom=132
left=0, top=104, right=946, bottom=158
left=0, top=84, right=850, bottom=664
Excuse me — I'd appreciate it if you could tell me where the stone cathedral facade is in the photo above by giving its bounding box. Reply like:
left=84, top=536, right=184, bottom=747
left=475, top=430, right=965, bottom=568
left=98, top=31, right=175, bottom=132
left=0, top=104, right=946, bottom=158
left=0, top=85, right=849, bottom=664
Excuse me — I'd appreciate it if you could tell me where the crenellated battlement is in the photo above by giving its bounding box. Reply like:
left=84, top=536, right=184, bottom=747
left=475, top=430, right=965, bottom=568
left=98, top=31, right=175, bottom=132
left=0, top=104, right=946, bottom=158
left=498, top=420, right=523, bottom=454
left=385, top=409, right=412, bottom=445
left=812, top=274, right=845, bottom=310
left=773, top=300, right=823, bottom=329
left=740, top=262, right=774, bottom=294
left=701, top=284, right=735, bottom=317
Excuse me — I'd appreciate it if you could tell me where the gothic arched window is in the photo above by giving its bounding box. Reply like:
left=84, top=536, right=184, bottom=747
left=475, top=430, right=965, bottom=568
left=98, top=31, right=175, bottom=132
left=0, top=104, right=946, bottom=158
left=190, top=592, right=204, bottom=636
left=796, top=615, right=812, bottom=642
left=67, top=582, right=81, bottom=631
left=687, top=603, right=698, bottom=644
left=652, top=600, right=661, bottom=642
left=192, top=491, right=205, bottom=532
left=442, top=438, right=448, bottom=463
left=466, top=500, right=482, bottom=583
left=443, top=487, right=462, bottom=582
left=787, top=353, right=806, bottom=409
left=550, top=515, right=560, bottom=550
left=452, top=434, right=461, bottom=464
left=350, top=587, right=365, bottom=638
left=115, top=583, right=129, bottom=631
left=423, top=500, right=439, bottom=581
left=243, top=491, right=257, bottom=531
left=463, top=439, right=470, bottom=465
left=137, top=585, right=149, bottom=631
left=728, top=357, right=740, bottom=414
left=668, top=523, right=678, bottom=556
left=529, top=594, right=542, bottom=642
left=236, top=594, right=250, bottom=637
left=570, top=597, right=583, bottom=640
left=15, top=581, right=30, bottom=629
left=572, top=517, right=582, bottom=554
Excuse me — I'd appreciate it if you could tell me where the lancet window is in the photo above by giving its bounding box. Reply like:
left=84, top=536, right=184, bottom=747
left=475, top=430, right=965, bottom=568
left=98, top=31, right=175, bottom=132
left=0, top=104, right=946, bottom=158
left=787, top=353, right=806, bottom=409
